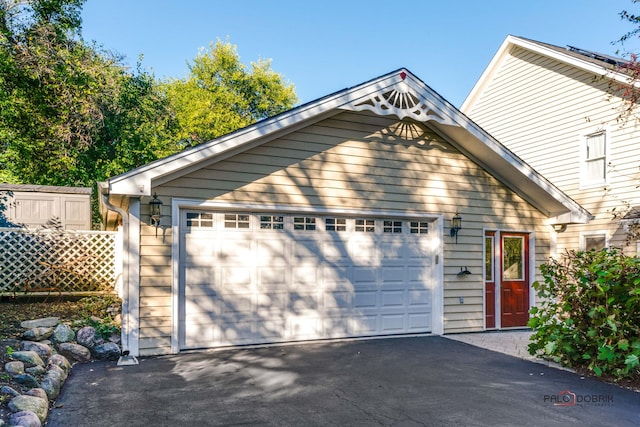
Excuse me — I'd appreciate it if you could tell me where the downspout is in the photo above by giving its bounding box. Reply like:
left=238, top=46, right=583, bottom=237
left=101, top=193, right=139, bottom=365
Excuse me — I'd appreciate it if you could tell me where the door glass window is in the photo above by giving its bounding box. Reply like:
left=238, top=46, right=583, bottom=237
left=503, top=236, right=524, bottom=280
left=485, top=236, right=494, bottom=281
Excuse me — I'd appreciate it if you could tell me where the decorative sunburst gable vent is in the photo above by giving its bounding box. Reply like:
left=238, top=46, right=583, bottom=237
left=339, top=72, right=455, bottom=125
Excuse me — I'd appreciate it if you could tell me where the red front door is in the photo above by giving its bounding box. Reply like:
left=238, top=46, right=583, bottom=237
left=500, top=233, right=530, bottom=327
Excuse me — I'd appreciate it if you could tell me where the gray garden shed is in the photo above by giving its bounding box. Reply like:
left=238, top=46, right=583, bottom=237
left=0, top=184, right=92, bottom=230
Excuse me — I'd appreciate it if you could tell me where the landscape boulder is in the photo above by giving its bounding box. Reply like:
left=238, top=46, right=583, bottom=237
left=22, top=327, right=53, bottom=341
left=56, top=342, right=91, bottom=363
left=47, top=354, right=71, bottom=376
left=14, top=373, right=40, bottom=388
left=10, top=350, right=44, bottom=367
left=5, top=361, right=24, bottom=376
left=8, top=410, right=42, bottom=427
left=20, top=317, right=58, bottom=329
left=21, top=341, right=54, bottom=359
left=8, top=394, right=48, bottom=423
left=76, top=326, right=99, bottom=348
left=93, top=342, right=121, bottom=361
left=51, top=324, right=75, bottom=343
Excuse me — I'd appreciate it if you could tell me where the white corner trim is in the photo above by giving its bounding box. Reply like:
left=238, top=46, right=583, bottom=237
left=171, top=199, right=181, bottom=354
left=431, top=215, right=445, bottom=335
left=125, top=199, right=141, bottom=357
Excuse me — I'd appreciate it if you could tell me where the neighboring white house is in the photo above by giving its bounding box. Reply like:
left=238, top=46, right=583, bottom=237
left=462, top=35, right=639, bottom=256
left=0, top=184, right=92, bottom=230
left=100, top=69, right=591, bottom=356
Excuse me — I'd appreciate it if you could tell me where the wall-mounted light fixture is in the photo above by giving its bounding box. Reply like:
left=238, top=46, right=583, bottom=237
left=450, top=211, right=462, bottom=243
left=149, top=192, right=163, bottom=237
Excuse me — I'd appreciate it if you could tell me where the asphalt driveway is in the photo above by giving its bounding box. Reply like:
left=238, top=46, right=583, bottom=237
left=47, top=336, right=639, bottom=426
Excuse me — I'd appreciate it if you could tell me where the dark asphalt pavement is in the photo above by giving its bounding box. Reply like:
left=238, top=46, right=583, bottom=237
left=46, top=336, right=639, bottom=426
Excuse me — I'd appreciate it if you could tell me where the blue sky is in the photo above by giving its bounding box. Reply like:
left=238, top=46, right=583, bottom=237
left=81, top=0, right=640, bottom=107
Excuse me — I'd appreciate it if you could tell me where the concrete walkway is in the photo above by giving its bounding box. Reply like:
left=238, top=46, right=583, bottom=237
left=444, top=329, right=569, bottom=370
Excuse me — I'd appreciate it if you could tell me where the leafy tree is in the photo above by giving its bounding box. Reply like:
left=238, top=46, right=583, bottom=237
left=85, top=63, right=179, bottom=182
left=0, top=0, right=179, bottom=225
left=609, top=0, right=640, bottom=122
left=0, top=3, right=297, bottom=227
left=0, top=0, right=114, bottom=185
left=163, top=40, right=297, bottom=146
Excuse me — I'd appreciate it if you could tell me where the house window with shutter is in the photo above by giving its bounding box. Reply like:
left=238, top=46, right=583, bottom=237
left=582, top=131, right=607, bottom=186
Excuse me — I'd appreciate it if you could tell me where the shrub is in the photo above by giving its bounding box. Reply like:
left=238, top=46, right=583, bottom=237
left=528, top=248, right=640, bottom=380
left=77, top=295, right=122, bottom=339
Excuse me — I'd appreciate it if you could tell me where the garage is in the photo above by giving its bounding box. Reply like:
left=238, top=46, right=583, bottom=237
left=101, top=69, right=592, bottom=356
left=179, top=210, right=439, bottom=349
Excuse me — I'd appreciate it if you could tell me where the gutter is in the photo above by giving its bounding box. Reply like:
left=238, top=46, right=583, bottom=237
left=100, top=192, right=139, bottom=366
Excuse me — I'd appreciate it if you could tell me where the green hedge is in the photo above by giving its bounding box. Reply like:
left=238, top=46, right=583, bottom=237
left=528, top=248, right=640, bottom=380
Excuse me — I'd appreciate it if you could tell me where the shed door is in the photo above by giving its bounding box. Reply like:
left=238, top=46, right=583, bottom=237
left=179, top=211, right=437, bottom=349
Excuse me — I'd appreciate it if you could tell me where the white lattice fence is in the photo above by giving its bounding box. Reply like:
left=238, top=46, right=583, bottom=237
left=0, top=228, right=118, bottom=295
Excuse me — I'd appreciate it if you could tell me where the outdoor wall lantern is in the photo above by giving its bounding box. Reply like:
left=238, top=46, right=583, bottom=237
left=450, top=211, right=462, bottom=243
left=149, top=192, right=163, bottom=236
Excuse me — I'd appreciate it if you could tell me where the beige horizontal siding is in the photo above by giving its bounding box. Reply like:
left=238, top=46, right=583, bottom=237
left=139, top=337, right=172, bottom=357
left=466, top=44, right=640, bottom=258
left=136, top=111, right=553, bottom=352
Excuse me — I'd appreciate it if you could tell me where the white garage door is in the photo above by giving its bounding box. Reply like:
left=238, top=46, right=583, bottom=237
left=179, top=211, right=437, bottom=349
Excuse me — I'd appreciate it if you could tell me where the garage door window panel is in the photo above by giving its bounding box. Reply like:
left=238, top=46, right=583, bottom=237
left=410, top=221, right=429, bottom=234
left=294, top=216, right=316, bottom=231
left=260, top=215, right=284, bottom=230
left=383, top=220, right=403, bottom=233
left=224, top=214, right=251, bottom=229
left=355, top=219, right=375, bottom=232
left=186, top=212, right=215, bottom=229
left=325, top=217, right=347, bottom=232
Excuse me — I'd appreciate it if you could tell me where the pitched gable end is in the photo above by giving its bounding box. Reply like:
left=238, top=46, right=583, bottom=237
left=339, top=72, right=456, bottom=126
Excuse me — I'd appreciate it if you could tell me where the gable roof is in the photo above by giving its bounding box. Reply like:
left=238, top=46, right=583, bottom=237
left=461, top=35, right=631, bottom=112
left=102, top=68, right=591, bottom=224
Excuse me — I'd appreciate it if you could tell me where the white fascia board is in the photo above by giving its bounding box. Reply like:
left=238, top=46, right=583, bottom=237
left=509, top=36, right=624, bottom=80
left=108, top=71, right=410, bottom=196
